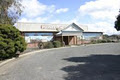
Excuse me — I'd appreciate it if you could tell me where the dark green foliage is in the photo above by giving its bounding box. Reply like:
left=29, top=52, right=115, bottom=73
left=43, top=42, right=54, bottom=49
left=38, top=41, right=62, bottom=49
left=115, top=11, right=120, bottom=31
left=53, top=41, right=61, bottom=48
left=0, top=24, right=27, bottom=59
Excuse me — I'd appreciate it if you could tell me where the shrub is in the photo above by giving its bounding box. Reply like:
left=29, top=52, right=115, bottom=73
left=91, top=39, right=113, bottom=44
left=44, top=42, right=54, bottom=49
left=96, top=40, right=106, bottom=43
left=106, top=39, right=112, bottom=43
left=38, top=42, right=44, bottom=49
left=0, top=24, right=27, bottom=60
left=91, top=40, right=97, bottom=44
left=53, top=41, right=61, bottom=48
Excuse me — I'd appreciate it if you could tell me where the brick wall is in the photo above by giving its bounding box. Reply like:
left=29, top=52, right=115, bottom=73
left=27, top=42, right=39, bottom=48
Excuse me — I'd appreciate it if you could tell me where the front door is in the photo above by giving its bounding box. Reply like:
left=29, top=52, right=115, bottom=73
left=63, top=36, right=69, bottom=45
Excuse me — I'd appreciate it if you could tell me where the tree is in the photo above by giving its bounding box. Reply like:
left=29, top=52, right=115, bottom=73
left=0, top=0, right=22, bottom=24
left=0, top=24, right=27, bottom=59
left=115, top=11, right=120, bottom=31
left=0, top=0, right=26, bottom=60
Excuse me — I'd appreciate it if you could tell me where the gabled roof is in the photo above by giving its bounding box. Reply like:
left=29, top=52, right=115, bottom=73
left=62, top=23, right=84, bottom=32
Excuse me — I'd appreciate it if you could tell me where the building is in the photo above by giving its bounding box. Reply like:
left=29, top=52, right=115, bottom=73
left=16, top=22, right=103, bottom=48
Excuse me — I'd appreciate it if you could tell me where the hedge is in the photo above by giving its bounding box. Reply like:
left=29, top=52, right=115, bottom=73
left=53, top=41, right=61, bottom=48
left=0, top=24, right=27, bottom=60
left=43, top=42, right=54, bottom=48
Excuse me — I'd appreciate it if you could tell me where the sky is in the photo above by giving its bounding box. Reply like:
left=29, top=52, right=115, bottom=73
left=18, top=0, right=120, bottom=35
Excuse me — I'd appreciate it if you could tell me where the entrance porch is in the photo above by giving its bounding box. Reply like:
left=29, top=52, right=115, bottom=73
left=54, top=36, right=78, bottom=45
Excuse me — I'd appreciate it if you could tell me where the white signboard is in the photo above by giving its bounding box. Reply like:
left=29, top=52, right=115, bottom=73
left=40, top=25, right=65, bottom=30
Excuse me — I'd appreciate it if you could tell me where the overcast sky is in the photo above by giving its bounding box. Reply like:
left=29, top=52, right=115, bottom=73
left=18, top=0, right=120, bottom=35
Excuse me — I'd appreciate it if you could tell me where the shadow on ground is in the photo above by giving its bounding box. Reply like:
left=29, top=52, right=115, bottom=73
left=61, top=54, right=120, bottom=80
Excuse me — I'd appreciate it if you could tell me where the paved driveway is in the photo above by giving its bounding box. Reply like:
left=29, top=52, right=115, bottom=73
left=0, top=43, right=120, bottom=80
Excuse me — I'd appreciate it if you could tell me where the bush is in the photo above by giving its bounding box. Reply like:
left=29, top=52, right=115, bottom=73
left=38, top=42, right=44, bottom=49
left=44, top=42, right=54, bottom=49
left=53, top=41, right=61, bottom=48
left=106, top=39, right=112, bottom=43
left=96, top=40, right=106, bottom=43
left=91, top=40, right=97, bottom=44
left=0, top=24, right=27, bottom=60
left=91, top=39, right=112, bottom=44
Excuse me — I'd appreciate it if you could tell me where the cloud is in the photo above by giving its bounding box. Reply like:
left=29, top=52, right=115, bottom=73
left=50, top=19, right=79, bottom=24
left=18, top=0, right=55, bottom=22
left=78, top=0, right=120, bottom=35
left=18, top=17, right=48, bottom=23
left=19, top=0, right=69, bottom=23
left=56, top=8, right=69, bottom=14
left=22, top=0, right=46, bottom=18
left=79, top=0, right=120, bottom=21
left=86, top=22, right=120, bottom=35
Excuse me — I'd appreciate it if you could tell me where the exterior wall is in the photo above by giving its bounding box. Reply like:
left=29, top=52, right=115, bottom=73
left=24, top=32, right=54, bottom=43
left=83, top=32, right=103, bottom=40
left=22, top=32, right=103, bottom=48
left=68, top=36, right=91, bottom=45
left=76, top=36, right=82, bottom=44
left=27, top=42, right=39, bottom=48
left=69, top=36, right=75, bottom=45
left=55, top=36, right=62, bottom=42
left=55, top=36, right=77, bottom=45
left=82, top=40, right=91, bottom=44
left=62, top=31, right=82, bottom=36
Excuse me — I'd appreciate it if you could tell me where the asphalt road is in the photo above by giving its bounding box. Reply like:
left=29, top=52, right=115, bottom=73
left=0, top=43, right=120, bottom=80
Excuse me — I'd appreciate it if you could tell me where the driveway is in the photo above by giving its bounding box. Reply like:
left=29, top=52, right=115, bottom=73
left=0, top=43, right=120, bottom=80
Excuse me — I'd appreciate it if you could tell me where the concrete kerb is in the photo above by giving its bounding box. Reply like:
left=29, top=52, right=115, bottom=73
left=0, top=46, right=73, bottom=67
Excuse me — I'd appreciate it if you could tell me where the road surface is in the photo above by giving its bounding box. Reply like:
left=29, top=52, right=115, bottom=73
left=0, top=43, right=120, bottom=80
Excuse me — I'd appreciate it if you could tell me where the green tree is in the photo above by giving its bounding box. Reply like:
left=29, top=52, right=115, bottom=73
left=0, top=0, right=26, bottom=60
left=0, top=24, right=27, bottom=59
left=115, top=11, right=120, bottom=31
left=0, top=0, right=22, bottom=24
